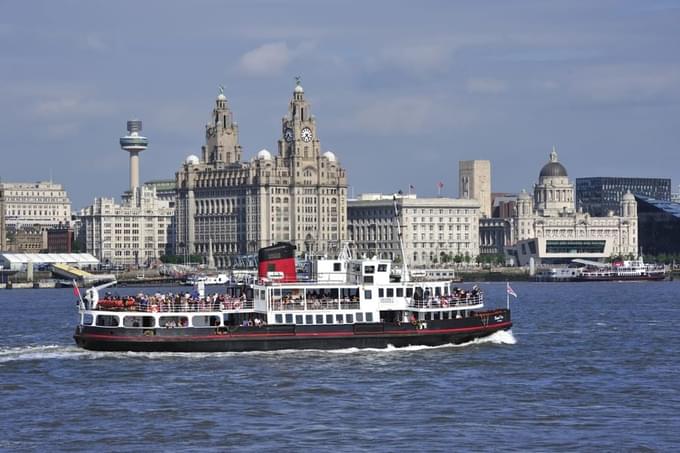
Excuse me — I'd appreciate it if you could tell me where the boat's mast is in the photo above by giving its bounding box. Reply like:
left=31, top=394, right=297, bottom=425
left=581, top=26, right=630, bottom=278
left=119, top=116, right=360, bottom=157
left=393, top=195, right=409, bottom=283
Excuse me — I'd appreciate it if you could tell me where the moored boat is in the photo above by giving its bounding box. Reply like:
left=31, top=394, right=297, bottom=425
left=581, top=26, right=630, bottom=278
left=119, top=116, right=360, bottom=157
left=575, top=257, right=667, bottom=282
left=73, top=243, right=511, bottom=352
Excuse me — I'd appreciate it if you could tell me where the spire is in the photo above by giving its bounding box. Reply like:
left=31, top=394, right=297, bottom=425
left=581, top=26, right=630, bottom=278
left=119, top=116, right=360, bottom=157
left=550, top=145, right=558, bottom=163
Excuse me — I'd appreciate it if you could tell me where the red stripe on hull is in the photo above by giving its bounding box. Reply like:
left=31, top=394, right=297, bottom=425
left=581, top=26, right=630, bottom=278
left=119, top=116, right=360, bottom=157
left=76, top=321, right=512, bottom=343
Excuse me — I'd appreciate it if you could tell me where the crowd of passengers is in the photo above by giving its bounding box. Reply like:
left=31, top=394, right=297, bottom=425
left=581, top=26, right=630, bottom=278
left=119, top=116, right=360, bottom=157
left=414, top=285, right=482, bottom=307
left=96, top=291, right=248, bottom=312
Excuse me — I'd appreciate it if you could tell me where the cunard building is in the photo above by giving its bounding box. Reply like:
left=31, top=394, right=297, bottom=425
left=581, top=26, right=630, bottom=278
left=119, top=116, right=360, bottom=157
left=175, top=81, right=348, bottom=267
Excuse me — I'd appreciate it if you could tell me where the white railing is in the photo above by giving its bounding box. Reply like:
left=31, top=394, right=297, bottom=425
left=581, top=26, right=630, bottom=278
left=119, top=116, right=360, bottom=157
left=92, top=299, right=255, bottom=313
left=407, top=293, right=483, bottom=309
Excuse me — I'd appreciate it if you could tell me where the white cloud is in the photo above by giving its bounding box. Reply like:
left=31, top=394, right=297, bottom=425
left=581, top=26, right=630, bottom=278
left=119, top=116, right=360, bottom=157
left=466, top=78, right=507, bottom=94
left=237, top=42, right=291, bottom=77
left=349, top=96, right=476, bottom=135
left=32, top=95, right=115, bottom=117
left=568, top=64, right=680, bottom=103
left=381, top=43, right=453, bottom=75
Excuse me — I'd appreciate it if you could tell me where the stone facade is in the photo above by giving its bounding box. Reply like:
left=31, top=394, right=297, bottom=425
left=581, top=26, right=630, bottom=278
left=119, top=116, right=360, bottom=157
left=0, top=181, right=71, bottom=230
left=348, top=194, right=481, bottom=267
left=175, top=82, right=348, bottom=267
left=0, top=186, right=5, bottom=251
left=78, top=186, right=174, bottom=266
left=509, top=149, right=638, bottom=265
left=459, top=160, right=491, bottom=218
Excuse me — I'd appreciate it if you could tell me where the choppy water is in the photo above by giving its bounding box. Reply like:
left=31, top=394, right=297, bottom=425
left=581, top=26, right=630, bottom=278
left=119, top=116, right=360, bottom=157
left=1, top=281, right=679, bottom=452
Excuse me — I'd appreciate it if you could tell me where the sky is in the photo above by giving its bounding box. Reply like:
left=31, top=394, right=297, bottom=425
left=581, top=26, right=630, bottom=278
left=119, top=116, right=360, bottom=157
left=1, top=0, right=679, bottom=209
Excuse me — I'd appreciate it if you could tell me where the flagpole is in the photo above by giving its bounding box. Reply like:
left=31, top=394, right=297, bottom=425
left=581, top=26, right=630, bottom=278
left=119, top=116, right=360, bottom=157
left=506, top=281, right=509, bottom=309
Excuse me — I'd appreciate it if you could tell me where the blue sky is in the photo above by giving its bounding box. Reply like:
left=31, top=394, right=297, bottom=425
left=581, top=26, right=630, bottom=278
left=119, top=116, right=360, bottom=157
left=1, top=0, right=679, bottom=208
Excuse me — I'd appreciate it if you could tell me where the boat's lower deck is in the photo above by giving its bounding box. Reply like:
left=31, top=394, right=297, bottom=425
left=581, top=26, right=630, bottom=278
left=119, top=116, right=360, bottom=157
left=74, top=309, right=511, bottom=352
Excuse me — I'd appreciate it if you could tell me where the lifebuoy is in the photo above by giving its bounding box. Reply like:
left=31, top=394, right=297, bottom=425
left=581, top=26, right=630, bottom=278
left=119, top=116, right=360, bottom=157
left=233, top=301, right=241, bottom=310
left=442, top=300, right=449, bottom=308
left=151, top=305, right=159, bottom=313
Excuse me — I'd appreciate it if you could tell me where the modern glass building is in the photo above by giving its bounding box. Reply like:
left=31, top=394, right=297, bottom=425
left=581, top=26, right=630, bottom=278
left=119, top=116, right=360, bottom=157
left=576, top=177, right=671, bottom=217
left=635, top=195, right=680, bottom=256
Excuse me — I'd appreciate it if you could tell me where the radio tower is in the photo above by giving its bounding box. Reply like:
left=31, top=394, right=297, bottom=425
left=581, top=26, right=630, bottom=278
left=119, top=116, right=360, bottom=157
left=119, top=119, right=148, bottom=192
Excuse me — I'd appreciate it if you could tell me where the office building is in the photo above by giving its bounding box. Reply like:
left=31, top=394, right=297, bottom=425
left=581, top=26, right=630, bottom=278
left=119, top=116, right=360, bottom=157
left=576, top=177, right=671, bottom=217
left=348, top=193, right=480, bottom=266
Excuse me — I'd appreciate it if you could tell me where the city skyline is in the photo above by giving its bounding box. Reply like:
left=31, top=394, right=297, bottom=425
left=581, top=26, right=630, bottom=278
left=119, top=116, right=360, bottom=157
left=1, top=1, right=679, bottom=209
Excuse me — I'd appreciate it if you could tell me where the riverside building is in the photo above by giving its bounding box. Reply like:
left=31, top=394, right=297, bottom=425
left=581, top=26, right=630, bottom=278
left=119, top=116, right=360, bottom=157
left=0, top=186, right=5, bottom=250
left=0, top=181, right=71, bottom=230
left=575, top=176, right=671, bottom=217
left=347, top=193, right=481, bottom=266
left=508, top=148, right=638, bottom=266
left=175, top=82, right=348, bottom=267
left=78, top=187, right=174, bottom=267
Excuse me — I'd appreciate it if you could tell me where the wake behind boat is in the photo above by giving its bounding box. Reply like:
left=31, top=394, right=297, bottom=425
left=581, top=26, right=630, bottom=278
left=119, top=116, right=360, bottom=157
left=73, top=243, right=511, bottom=352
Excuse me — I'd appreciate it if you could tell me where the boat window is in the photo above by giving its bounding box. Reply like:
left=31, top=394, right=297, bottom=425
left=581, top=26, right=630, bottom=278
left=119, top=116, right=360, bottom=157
left=434, top=312, right=441, bottom=320
left=386, top=288, right=394, bottom=297
left=435, top=287, right=441, bottom=296
left=285, top=314, right=293, bottom=324
left=365, top=266, right=375, bottom=274
left=425, top=312, right=431, bottom=321
left=363, top=276, right=374, bottom=284
left=82, top=313, right=94, bottom=325
left=333, top=262, right=341, bottom=272
left=305, top=315, right=313, bottom=324
left=123, top=316, right=155, bottom=328
left=378, top=288, right=384, bottom=298
left=346, top=314, right=354, bottom=324
left=406, top=288, right=413, bottom=297
left=366, top=312, right=373, bottom=322
left=326, top=314, right=334, bottom=324
left=377, top=264, right=387, bottom=272
left=356, top=312, right=364, bottom=322
left=364, top=290, right=372, bottom=299
left=275, top=314, right=283, bottom=324
left=295, top=315, right=303, bottom=324
left=159, top=316, right=188, bottom=328
left=192, top=315, right=221, bottom=327
left=396, top=288, right=403, bottom=297
left=336, top=314, right=343, bottom=324
left=96, top=315, right=119, bottom=327
left=316, top=314, right=324, bottom=324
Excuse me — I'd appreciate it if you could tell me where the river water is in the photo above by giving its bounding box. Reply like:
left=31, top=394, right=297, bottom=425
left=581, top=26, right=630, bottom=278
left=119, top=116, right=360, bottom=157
left=1, top=281, right=679, bottom=452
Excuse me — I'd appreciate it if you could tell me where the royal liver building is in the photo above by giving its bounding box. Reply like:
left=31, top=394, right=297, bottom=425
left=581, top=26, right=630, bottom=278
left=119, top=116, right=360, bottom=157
left=175, top=82, right=348, bottom=267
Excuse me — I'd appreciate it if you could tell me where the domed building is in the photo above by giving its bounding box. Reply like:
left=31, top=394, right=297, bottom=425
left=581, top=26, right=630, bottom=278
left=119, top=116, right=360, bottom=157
left=175, top=81, right=348, bottom=267
left=509, top=148, right=638, bottom=266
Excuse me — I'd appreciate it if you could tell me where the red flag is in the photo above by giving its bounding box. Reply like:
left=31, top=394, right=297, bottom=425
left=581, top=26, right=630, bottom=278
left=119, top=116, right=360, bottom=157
left=506, top=282, right=517, bottom=298
left=437, top=181, right=444, bottom=189
left=73, top=281, right=81, bottom=299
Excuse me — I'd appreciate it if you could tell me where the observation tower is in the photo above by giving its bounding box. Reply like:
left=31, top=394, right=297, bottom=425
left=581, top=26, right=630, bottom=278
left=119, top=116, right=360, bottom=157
left=119, top=119, right=148, bottom=191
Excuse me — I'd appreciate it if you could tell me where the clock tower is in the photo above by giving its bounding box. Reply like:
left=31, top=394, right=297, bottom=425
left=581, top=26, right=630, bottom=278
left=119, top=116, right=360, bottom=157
left=203, top=86, right=242, bottom=165
left=278, top=77, right=320, bottom=162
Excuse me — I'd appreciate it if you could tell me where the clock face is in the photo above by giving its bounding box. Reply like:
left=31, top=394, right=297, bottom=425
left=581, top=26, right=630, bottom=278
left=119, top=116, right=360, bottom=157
left=284, top=128, right=294, bottom=142
left=207, top=127, right=215, bottom=137
left=301, top=127, right=313, bottom=142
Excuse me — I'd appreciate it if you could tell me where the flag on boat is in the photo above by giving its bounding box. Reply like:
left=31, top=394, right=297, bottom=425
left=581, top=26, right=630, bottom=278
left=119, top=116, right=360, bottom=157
left=506, top=282, right=517, bottom=298
left=409, top=184, right=415, bottom=190
left=437, top=181, right=444, bottom=189
left=73, top=280, right=81, bottom=298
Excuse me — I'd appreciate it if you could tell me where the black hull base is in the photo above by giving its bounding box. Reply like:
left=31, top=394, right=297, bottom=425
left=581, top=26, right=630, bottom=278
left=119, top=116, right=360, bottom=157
left=74, top=310, right=512, bottom=353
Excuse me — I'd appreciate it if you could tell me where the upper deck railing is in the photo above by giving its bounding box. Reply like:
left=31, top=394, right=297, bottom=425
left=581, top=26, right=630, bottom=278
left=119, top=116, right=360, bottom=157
left=407, top=293, right=483, bottom=310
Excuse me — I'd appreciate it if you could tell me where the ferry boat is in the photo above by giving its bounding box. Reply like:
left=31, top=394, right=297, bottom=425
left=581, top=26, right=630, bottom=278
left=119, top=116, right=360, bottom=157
left=575, top=257, right=667, bottom=282
left=73, top=243, right=511, bottom=352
